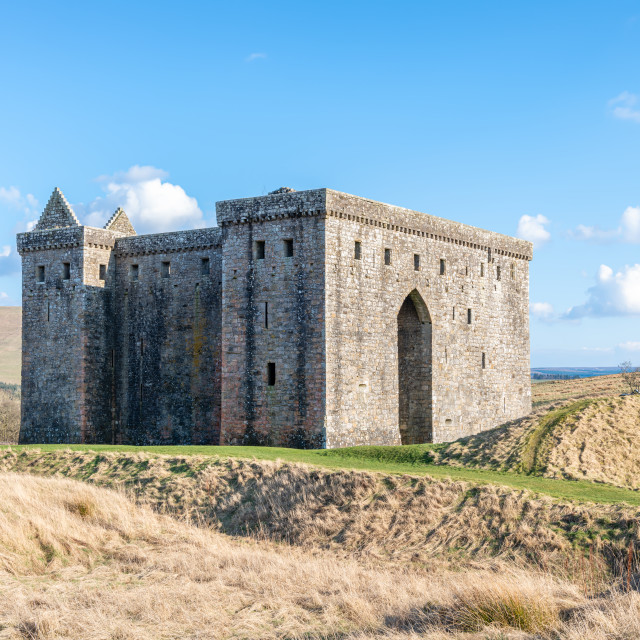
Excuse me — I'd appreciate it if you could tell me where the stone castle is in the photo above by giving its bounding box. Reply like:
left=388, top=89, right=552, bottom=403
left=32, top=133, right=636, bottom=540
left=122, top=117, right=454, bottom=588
left=18, top=186, right=532, bottom=448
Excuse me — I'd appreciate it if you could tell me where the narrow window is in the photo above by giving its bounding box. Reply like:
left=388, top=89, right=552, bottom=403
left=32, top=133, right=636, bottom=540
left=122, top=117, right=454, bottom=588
left=452, top=307, right=456, bottom=320
left=37, top=265, right=45, bottom=283
left=414, top=254, right=420, bottom=271
left=201, top=257, right=210, bottom=275
left=511, top=262, right=515, bottom=279
left=110, top=349, right=115, bottom=369
left=354, top=241, right=361, bottom=260
left=465, top=266, right=468, bottom=276
left=496, top=265, right=501, bottom=281
left=99, top=264, right=107, bottom=281
left=480, top=263, right=484, bottom=277
left=267, top=362, right=276, bottom=386
left=440, top=259, right=446, bottom=275
left=255, top=240, right=265, bottom=260
left=130, top=264, right=139, bottom=281
left=264, top=302, right=269, bottom=329
left=47, top=301, right=50, bottom=322
left=482, top=352, right=486, bottom=369
left=162, top=261, right=171, bottom=278
left=62, top=262, right=70, bottom=280
left=283, top=239, right=294, bottom=258
left=467, top=308, right=472, bottom=324
left=384, top=248, right=391, bottom=265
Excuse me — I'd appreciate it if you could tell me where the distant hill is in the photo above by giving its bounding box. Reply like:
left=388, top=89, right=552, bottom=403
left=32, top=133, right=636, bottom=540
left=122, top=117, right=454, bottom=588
left=0, top=307, right=20, bottom=385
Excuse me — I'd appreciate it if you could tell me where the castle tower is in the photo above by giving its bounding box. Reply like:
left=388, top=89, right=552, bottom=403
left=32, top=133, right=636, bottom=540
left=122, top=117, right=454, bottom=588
left=17, top=190, right=135, bottom=443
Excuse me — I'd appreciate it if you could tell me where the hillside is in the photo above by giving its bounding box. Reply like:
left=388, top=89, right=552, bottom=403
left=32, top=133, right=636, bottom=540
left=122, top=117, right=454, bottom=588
left=2, top=472, right=638, bottom=639
left=0, top=306, right=20, bottom=385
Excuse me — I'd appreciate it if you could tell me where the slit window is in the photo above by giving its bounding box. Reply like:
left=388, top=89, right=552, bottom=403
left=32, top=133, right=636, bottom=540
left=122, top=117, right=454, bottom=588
left=201, top=257, right=210, bottom=275
left=511, top=263, right=515, bottom=279
left=467, top=308, right=472, bottom=324
left=440, top=259, right=446, bottom=275
left=264, top=302, right=269, bottom=329
left=354, top=241, right=361, bottom=260
left=99, top=264, right=107, bottom=280
left=37, top=265, right=45, bottom=283
left=47, top=301, right=50, bottom=322
left=496, top=265, right=501, bottom=281
left=482, top=352, right=486, bottom=369
left=414, top=254, right=420, bottom=271
left=162, top=261, right=171, bottom=278
left=283, top=239, right=294, bottom=258
left=62, top=262, right=70, bottom=280
left=110, top=349, right=115, bottom=369
left=255, top=240, right=265, bottom=260
left=267, top=362, right=276, bottom=386
left=130, top=264, right=139, bottom=281
left=480, top=263, right=484, bottom=277
left=384, top=248, right=391, bottom=265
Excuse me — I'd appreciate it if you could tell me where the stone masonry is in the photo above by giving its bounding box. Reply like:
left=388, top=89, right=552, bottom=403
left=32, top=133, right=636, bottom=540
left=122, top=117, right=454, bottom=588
left=18, top=186, right=532, bottom=447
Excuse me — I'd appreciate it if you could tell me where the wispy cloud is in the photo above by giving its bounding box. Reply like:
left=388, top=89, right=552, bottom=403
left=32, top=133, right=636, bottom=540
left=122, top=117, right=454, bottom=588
left=530, top=302, right=555, bottom=320
left=565, top=263, right=640, bottom=318
left=516, top=214, right=550, bottom=248
left=609, top=91, right=640, bottom=123
left=245, top=52, right=267, bottom=62
left=0, top=186, right=39, bottom=232
left=618, top=341, right=640, bottom=352
left=571, top=206, right=640, bottom=243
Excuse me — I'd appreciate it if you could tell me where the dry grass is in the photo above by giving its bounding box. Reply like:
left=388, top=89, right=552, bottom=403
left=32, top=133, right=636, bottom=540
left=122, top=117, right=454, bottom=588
left=2, top=448, right=640, bottom=580
left=0, top=307, right=21, bottom=385
left=0, top=472, right=639, bottom=639
left=0, top=384, right=20, bottom=445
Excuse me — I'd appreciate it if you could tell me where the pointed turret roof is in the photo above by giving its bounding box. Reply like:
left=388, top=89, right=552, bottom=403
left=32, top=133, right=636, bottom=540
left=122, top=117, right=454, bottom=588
left=104, top=207, right=136, bottom=236
left=33, top=188, right=80, bottom=231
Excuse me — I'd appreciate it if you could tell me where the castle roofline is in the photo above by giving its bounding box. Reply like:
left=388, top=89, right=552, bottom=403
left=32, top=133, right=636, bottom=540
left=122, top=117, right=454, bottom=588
left=216, top=188, right=533, bottom=261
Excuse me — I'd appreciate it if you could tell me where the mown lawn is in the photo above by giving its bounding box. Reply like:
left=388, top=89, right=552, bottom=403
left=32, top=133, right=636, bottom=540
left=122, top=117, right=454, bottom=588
left=4, top=442, right=640, bottom=506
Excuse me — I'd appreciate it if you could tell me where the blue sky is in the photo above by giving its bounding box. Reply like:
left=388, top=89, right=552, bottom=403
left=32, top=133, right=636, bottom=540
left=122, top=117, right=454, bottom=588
left=1, top=0, right=639, bottom=366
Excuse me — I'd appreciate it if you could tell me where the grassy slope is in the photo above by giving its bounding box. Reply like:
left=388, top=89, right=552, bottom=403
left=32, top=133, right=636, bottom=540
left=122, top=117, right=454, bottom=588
left=0, top=306, right=20, bottom=385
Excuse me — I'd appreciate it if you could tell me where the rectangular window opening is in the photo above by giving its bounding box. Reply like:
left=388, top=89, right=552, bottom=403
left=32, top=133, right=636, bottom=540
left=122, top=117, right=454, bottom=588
left=255, top=240, right=265, bottom=260
left=482, top=352, right=486, bottom=369
left=283, top=239, right=294, bottom=258
left=465, top=265, right=469, bottom=276
left=480, top=263, right=484, bottom=277
left=264, top=302, right=269, bottom=329
left=267, top=362, right=276, bottom=386
left=99, top=264, right=107, bottom=281
left=384, top=248, right=391, bottom=266
left=354, top=241, right=361, bottom=260
left=467, top=308, right=472, bottom=324
left=201, top=257, right=210, bottom=275
left=37, top=265, right=45, bottom=283
left=110, top=349, right=115, bottom=369
left=47, top=301, right=50, bottom=322
left=452, top=306, right=455, bottom=320
left=414, top=254, right=420, bottom=271
left=440, top=258, right=446, bottom=275
left=496, top=265, right=501, bottom=281
left=130, top=264, right=139, bottom=281
left=161, top=261, right=171, bottom=278
left=62, top=262, right=70, bottom=280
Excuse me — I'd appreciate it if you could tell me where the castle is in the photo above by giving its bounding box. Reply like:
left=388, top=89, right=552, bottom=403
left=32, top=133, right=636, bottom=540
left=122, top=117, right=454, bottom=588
left=17, top=187, right=532, bottom=448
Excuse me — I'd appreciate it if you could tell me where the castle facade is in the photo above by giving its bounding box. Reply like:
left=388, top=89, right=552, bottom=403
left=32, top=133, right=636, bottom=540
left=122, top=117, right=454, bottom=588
left=18, top=187, right=532, bottom=447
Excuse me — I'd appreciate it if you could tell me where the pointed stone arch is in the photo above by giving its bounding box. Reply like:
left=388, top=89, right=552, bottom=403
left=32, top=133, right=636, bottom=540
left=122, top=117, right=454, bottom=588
left=397, top=289, right=433, bottom=444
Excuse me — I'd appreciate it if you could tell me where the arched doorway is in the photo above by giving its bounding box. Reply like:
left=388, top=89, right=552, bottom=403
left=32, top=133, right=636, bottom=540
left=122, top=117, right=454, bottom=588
left=397, top=290, right=432, bottom=444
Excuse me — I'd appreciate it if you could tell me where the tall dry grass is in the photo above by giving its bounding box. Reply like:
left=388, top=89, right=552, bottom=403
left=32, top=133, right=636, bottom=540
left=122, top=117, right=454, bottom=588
left=0, top=383, right=20, bottom=445
left=0, top=472, right=639, bottom=639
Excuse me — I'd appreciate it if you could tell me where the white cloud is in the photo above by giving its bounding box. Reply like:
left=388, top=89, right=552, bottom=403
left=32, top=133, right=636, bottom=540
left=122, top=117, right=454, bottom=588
left=516, top=214, right=550, bottom=248
left=618, top=341, right=640, bottom=352
left=530, top=302, right=554, bottom=320
left=76, top=165, right=204, bottom=234
left=0, top=186, right=40, bottom=232
left=246, top=52, right=267, bottom=62
left=565, top=263, right=640, bottom=318
left=572, top=206, right=640, bottom=243
left=0, top=247, right=10, bottom=258
left=609, top=91, right=640, bottom=123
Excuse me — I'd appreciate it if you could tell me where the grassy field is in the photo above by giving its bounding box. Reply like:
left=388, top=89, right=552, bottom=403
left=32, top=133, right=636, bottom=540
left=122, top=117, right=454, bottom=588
left=0, top=307, right=20, bottom=385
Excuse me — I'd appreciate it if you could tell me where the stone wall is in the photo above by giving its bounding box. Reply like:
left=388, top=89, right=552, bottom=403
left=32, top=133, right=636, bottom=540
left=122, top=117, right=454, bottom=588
left=218, top=192, right=326, bottom=447
left=112, top=229, right=222, bottom=445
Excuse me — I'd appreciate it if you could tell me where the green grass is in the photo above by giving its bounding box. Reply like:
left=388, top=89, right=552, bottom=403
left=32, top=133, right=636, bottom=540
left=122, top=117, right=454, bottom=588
left=4, top=442, right=640, bottom=506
